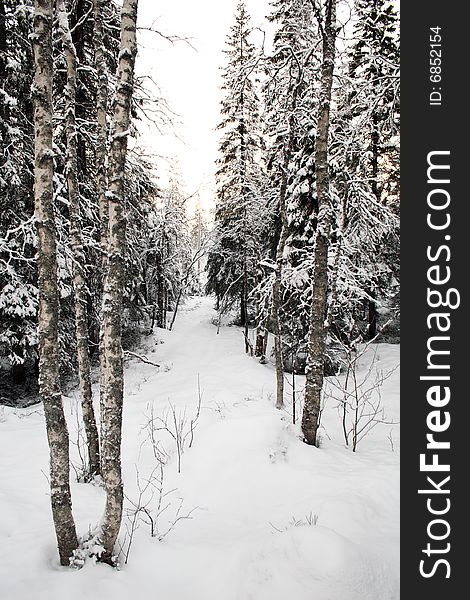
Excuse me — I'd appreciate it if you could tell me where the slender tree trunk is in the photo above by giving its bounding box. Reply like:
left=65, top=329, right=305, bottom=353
left=57, top=0, right=100, bottom=479
left=93, top=0, right=109, bottom=271
left=270, top=41, right=306, bottom=409
left=163, top=288, right=167, bottom=326
left=169, top=287, right=184, bottom=332
left=94, top=0, right=110, bottom=422
left=239, top=76, right=250, bottom=345
left=241, top=257, right=249, bottom=353
left=254, top=269, right=266, bottom=360
left=99, top=0, right=139, bottom=563
left=0, top=1, right=7, bottom=117
left=156, top=249, right=165, bottom=328
left=240, top=280, right=247, bottom=326
left=367, top=112, right=380, bottom=340
left=262, top=323, right=269, bottom=357
left=367, top=293, right=377, bottom=339
left=69, top=0, right=87, bottom=178
left=254, top=316, right=265, bottom=358
left=302, top=0, right=337, bottom=446
left=32, top=0, right=78, bottom=565
left=271, top=106, right=300, bottom=407
left=0, top=0, right=10, bottom=198
left=254, top=327, right=264, bottom=358
left=271, top=163, right=289, bottom=409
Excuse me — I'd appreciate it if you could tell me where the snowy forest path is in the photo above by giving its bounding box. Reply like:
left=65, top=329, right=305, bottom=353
left=127, top=295, right=274, bottom=412
left=116, top=295, right=399, bottom=600
left=0, top=295, right=400, bottom=600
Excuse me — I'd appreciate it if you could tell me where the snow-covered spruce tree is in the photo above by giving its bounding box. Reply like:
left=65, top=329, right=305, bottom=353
left=159, top=176, right=194, bottom=329
left=325, top=70, right=399, bottom=349
left=32, top=0, right=78, bottom=565
left=324, top=166, right=399, bottom=347
left=53, top=0, right=167, bottom=363
left=345, top=0, right=399, bottom=338
left=301, top=0, right=337, bottom=447
left=1, top=0, right=165, bottom=402
left=206, top=1, right=266, bottom=346
left=124, top=153, right=162, bottom=330
left=189, top=202, right=209, bottom=295
left=262, top=0, right=320, bottom=407
left=0, top=1, right=38, bottom=385
left=99, top=0, right=139, bottom=564
left=125, top=163, right=194, bottom=334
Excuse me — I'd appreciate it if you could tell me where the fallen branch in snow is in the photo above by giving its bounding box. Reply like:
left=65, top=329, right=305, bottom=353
left=124, top=350, right=160, bottom=367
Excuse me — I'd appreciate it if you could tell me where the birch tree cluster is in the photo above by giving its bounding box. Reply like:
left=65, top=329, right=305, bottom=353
left=0, top=0, right=400, bottom=568
left=0, top=0, right=193, bottom=399
left=1, top=0, right=198, bottom=567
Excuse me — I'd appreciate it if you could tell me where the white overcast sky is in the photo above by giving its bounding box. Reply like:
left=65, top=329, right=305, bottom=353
left=134, top=0, right=399, bottom=215
left=135, top=0, right=271, bottom=216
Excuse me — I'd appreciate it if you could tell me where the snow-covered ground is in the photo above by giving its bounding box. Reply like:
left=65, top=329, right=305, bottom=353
left=0, top=296, right=399, bottom=599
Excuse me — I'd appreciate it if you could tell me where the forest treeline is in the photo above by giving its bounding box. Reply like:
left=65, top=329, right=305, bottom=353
left=1, top=0, right=205, bottom=566
left=0, top=0, right=399, bottom=567
left=207, top=0, right=399, bottom=441
left=0, top=0, right=204, bottom=403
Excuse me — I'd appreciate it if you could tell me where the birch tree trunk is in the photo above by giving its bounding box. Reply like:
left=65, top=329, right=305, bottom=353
left=57, top=0, right=100, bottom=479
left=32, top=0, right=78, bottom=565
left=0, top=1, right=7, bottom=121
left=99, top=0, right=139, bottom=563
left=93, top=0, right=110, bottom=418
left=302, top=0, right=337, bottom=446
left=94, top=0, right=108, bottom=272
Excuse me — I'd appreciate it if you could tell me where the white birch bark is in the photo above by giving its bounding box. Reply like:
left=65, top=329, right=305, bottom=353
left=32, top=0, right=78, bottom=565
left=93, top=0, right=110, bottom=424
left=99, top=0, right=139, bottom=563
left=93, top=0, right=109, bottom=271
left=302, top=0, right=337, bottom=446
left=57, top=0, right=101, bottom=478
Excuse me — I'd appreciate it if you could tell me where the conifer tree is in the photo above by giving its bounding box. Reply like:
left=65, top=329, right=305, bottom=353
left=0, top=1, right=37, bottom=383
left=206, top=1, right=265, bottom=336
left=346, top=0, right=400, bottom=337
left=263, top=0, right=320, bottom=407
